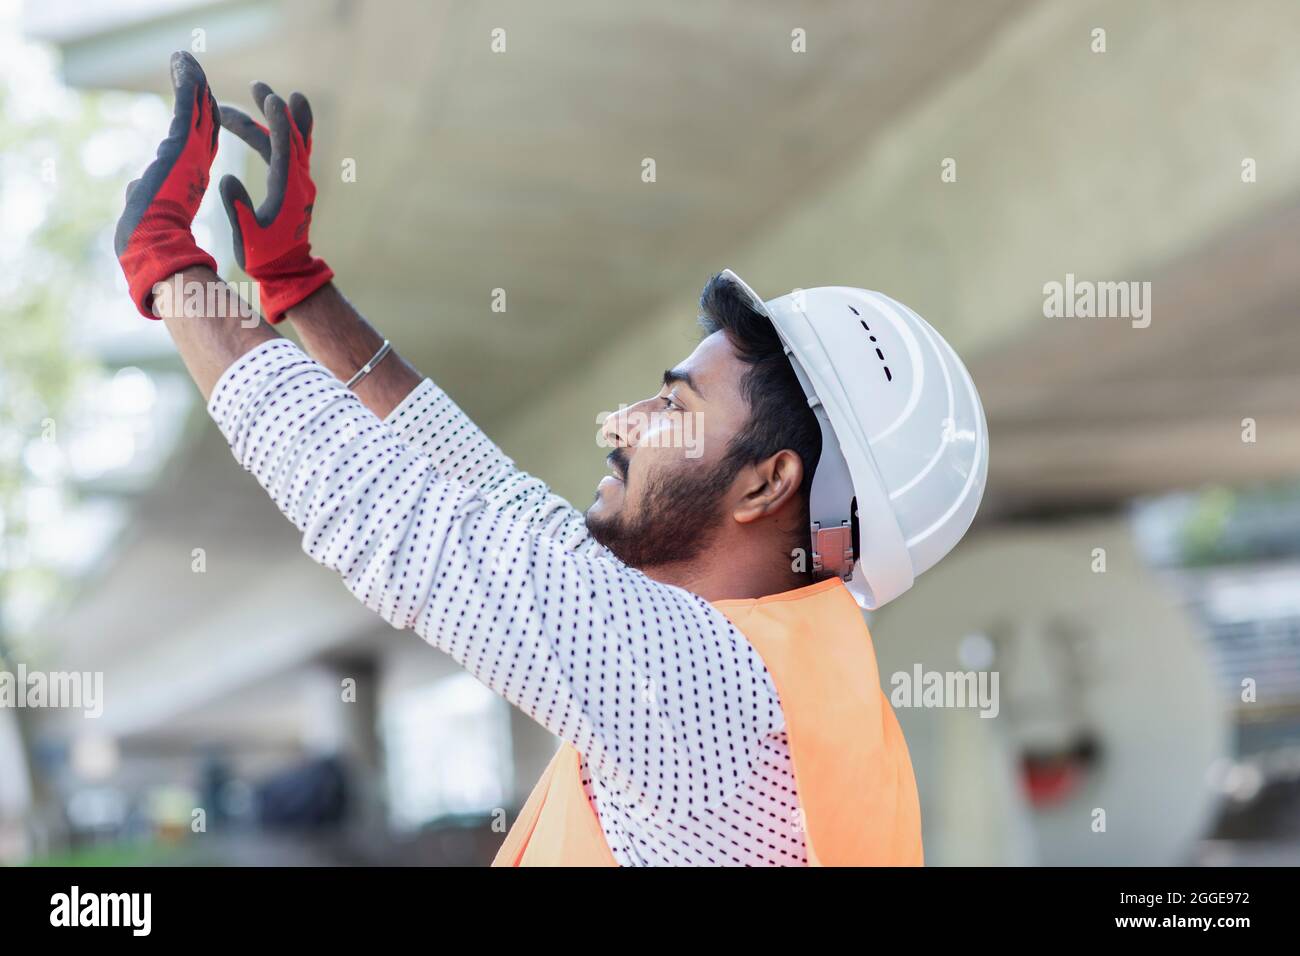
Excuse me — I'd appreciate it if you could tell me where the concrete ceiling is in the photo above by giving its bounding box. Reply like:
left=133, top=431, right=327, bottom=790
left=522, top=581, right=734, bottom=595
left=975, top=199, right=1300, bottom=510
left=47, top=0, right=1030, bottom=423
left=38, top=0, right=1300, bottom=513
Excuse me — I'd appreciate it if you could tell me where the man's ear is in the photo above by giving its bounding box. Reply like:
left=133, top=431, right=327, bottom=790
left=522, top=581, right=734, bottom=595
left=732, top=450, right=805, bottom=525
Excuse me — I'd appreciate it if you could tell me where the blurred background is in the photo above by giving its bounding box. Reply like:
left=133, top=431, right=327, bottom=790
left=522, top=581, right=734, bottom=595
left=2, top=0, right=1300, bottom=866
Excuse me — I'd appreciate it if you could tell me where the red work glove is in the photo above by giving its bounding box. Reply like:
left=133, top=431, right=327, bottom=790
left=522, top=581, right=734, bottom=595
left=218, top=83, right=333, bottom=323
left=114, top=52, right=220, bottom=318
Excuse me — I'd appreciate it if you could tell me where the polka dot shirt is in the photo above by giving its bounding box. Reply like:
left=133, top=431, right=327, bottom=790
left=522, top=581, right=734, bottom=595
left=208, top=338, right=808, bottom=865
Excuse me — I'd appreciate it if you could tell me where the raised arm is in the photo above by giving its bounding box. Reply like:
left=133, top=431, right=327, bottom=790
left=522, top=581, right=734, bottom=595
left=116, top=53, right=781, bottom=824
left=284, top=283, right=421, bottom=416
left=218, top=80, right=604, bottom=554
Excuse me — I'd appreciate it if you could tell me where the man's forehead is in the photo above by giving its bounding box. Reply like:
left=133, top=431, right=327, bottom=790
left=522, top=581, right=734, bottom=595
left=673, top=331, right=746, bottom=395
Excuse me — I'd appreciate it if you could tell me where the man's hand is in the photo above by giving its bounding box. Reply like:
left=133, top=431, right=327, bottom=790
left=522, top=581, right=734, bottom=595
left=114, top=51, right=220, bottom=318
left=218, top=83, right=333, bottom=323
left=221, top=81, right=419, bottom=416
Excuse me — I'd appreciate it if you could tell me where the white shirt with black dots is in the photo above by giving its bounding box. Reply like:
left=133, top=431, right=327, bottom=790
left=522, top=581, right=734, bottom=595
left=208, top=337, right=808, bottom=866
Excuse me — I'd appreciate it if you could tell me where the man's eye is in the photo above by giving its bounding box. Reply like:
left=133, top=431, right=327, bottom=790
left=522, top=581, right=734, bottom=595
left=661, top=395, right=680, bottom=411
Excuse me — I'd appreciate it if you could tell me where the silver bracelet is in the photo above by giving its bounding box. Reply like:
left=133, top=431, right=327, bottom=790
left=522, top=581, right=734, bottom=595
left=345, top=339, right=392, bottom=389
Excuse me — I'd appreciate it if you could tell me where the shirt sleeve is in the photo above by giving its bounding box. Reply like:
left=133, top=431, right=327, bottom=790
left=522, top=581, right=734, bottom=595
left=383, top=379, right=607, bottom=559
left=207, top=338, right=784, bottom=823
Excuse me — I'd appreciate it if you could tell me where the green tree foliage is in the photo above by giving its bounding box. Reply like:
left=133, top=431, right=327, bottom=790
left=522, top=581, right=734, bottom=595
left=0, top=55, right=140, bottom=656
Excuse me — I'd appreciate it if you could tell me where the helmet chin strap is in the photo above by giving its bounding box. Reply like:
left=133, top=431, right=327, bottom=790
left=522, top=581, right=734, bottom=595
left=783, top=344, right=855, bottom=579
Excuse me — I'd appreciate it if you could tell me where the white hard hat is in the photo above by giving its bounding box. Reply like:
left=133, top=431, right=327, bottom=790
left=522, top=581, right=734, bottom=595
left=720, top=270, right=989, bottom=609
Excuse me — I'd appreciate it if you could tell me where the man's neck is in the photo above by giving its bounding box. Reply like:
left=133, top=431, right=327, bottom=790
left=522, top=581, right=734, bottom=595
left=641, top=553, right=810, bottom=603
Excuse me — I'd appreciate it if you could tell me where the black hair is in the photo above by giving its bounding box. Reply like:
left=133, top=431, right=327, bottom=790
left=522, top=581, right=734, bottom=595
left=697, top=272, right=822, bottom=510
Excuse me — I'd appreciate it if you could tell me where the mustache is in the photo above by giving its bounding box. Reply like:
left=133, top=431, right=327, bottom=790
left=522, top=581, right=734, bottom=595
left=606, top=448, right=630, bottom=480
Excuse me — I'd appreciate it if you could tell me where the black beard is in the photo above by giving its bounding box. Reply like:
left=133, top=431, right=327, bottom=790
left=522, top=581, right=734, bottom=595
left=585, top=456, right=736, bottom=569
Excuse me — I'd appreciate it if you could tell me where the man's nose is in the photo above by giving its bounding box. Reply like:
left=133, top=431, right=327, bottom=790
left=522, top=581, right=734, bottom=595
left=602, top=397, right=656, bottom=447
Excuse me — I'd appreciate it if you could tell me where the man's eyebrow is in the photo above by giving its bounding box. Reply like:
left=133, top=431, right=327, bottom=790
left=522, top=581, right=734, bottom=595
left=663, top=367, right=704, bottom=398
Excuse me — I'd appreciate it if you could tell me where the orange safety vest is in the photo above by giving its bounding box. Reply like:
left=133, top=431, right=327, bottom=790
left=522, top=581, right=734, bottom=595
left=492, top=576, right=923, bottom=866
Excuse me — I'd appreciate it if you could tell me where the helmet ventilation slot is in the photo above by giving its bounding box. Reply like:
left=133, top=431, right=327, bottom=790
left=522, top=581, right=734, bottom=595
left=850, top=306, right=893, bottom=383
